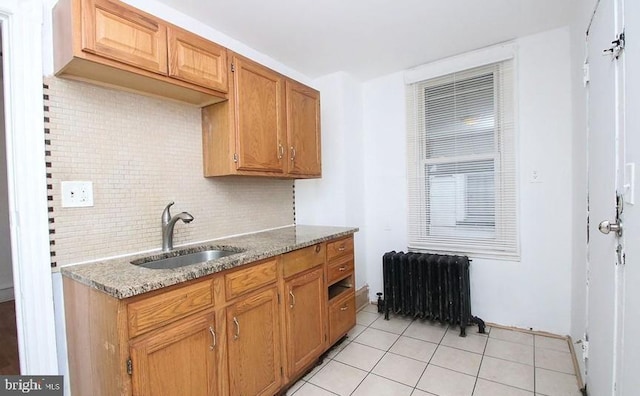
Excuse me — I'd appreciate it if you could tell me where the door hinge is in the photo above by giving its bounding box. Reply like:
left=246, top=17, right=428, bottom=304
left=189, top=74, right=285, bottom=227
left=603, top=31, right=625, bottom=59
left=231, top=62, right=235, bottom=72
left=127, top=358, right=133, bottom=375
left=583, top=62, right=590, bottom=86
left=233, top=153, right=238, bottom=163
left=582, top=340, right=589, bottom=359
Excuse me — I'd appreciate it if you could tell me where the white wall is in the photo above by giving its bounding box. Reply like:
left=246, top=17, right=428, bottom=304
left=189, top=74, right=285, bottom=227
left=296, top=72, right=368, bottom=289
left=361, top=27, right=574, bottom=334
left=361, top=71, right=408, bottom=299
left=0, top=58, right=13, bottom=302
left=569, top=0, right=598, bottom=378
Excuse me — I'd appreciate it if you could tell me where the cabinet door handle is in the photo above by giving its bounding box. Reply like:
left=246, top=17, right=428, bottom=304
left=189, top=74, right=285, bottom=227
left=340, top=305, right=348, bottom=311
left=278, top=144, right=284, bottom=159
left=339, top=266, right=346, bottom=272
left=233, top=317, right=240, bottom=340
left=290, top=146, right=296, bottom=162
left=289, top=290, right=296, bottom=308
left=209, top=326, right=216, bottom=350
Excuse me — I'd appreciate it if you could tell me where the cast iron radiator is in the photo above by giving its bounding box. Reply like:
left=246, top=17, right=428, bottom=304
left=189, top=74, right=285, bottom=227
left=381, top=251, right=485, bottom=337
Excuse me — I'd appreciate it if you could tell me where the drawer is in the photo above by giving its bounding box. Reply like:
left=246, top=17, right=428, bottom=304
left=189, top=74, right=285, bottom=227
left=328, top=290, right=356, bottom=345
left=128, top=278, right=214, bottom=338
left=327, top=254, right=354, bottom=285
left=282, top=243, right=325, bottom=278
left=327, top=236, right=354, bottom=261
left=225, top=258, right=278, bottom=300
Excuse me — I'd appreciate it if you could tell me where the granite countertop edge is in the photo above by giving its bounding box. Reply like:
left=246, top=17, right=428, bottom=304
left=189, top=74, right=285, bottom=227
left=60, top=225, right=359, bottom=299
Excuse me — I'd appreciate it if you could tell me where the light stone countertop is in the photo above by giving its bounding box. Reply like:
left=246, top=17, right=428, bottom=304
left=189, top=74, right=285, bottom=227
left=60, top=225, right=358, bottom=299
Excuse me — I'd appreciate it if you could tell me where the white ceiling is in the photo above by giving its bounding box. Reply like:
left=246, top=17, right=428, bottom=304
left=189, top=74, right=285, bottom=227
left=156, top=0, right=576, bottom=81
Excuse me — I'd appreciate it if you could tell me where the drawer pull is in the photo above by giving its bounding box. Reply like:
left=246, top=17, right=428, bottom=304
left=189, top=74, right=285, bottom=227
left=340, top=306, right=348, bottom=311
left=339, top=266, right=346, bottom=272
left=233, top=317, right=240, bottom=340
left=209, top=326, right=216, bottom=350
left=289, top=290, right=296, bottom=308
left=338, top=245, right=346, bottom=251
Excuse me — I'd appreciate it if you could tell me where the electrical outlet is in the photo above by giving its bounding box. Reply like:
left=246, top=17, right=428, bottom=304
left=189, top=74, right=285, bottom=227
left=61, top=181, right=94, bottom=208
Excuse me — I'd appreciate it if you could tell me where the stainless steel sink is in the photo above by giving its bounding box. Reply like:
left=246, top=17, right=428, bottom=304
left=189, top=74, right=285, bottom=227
left=132, top=249, right=240, bottom=270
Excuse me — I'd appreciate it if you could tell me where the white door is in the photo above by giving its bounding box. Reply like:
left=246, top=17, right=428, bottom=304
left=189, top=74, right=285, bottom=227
left=618, top=1, right=640, bottom=394
left=586, top=0, right=625, bottom=395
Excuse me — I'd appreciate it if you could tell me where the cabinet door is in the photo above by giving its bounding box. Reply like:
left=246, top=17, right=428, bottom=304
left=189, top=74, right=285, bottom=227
left=130, top=312, right=217, bottom=396
left=284, top=266, right=326, bottom=376
left=81, top=0, right=168, bottom=75
left=227, top=287, right=281, bottom=396
left=286, top=80, right=321, bottom=177
left=328, top=290, right=356, bottom=345
left=167, top=26, right=228, bottom=92
left=234, top=56, right=285, bottom=174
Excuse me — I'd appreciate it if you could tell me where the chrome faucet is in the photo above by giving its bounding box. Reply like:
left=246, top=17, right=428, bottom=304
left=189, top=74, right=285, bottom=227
left=161, top=201, right=194, bottom=252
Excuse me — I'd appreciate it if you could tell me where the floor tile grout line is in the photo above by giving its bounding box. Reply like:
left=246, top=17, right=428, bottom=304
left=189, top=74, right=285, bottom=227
left=348, top=312, right=410, bottom=395
left=533, top=334, right=537, bottom=394
left=471, top=327, right=490, bottom=396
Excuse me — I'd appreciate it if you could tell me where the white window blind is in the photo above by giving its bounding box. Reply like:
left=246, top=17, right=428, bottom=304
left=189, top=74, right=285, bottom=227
left=406, top=60, right=518, bottom=258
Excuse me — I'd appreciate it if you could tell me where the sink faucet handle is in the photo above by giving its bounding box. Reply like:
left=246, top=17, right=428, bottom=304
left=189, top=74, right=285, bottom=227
left=162, top=201, right=175, bottom=225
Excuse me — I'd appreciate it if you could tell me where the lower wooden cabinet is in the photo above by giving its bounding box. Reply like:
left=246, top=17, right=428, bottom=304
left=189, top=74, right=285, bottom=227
left=283, top=266, right=326, bottom=377
left=328, top=289, right=356, bottom=345
left=63, top=235, right=356, bottom=396
left=129, top=312, right=217, bottom=396
left=226, top=287, right=282, bottom=396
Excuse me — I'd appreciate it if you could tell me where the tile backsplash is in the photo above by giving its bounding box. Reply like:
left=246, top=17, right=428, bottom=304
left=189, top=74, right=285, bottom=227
left=45, top=77, right=294, bottom=267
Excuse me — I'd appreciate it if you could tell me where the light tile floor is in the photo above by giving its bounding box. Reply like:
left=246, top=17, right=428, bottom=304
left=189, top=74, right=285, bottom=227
left=287, top=304, right=582, bottom=396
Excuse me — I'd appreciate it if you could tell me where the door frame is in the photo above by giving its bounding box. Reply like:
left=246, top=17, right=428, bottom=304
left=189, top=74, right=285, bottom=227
left=584, top=0, right=626, bottom=393
left=0, top=0, right=58, bottom=374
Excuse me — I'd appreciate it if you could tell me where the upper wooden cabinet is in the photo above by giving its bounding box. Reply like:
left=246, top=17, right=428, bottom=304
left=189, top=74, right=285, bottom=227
left=53, top=0, right=228, bottom=106
left=202, top=54, right=322, bottom=179
left=286, top=80, right=322, bottom=177
left=81, top=0, right=168, bottom=75
left=167, top=26, right=228, bottom=93
left=234, top=56, right=286, bottom=174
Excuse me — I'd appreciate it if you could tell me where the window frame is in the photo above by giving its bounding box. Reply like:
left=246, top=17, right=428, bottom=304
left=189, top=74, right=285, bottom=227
left=405, top=44, right=520, bottom=260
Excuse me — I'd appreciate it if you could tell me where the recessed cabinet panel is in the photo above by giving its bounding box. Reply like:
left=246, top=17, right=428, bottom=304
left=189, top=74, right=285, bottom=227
left=127, top=279, right=214, bottom=338
left=286, top=80, right=321, bottom=176
left=284, top=266, right=326, bottom=376
left=227, top=287, right=282, bottom=396
left=168, top=27, right=228, bottom=92
left=130, top=313, right=216, bottom=396
left=82, top=0, right=168, bottom=74
left=224, top=258, right=277, bottom=300
left=327, top=236, right=354, bottom=261
left=328, top=290, right=356, bottom=345
left=234, top=57, right=285, bottom=173
left=282, top=243, right=325, bottom=278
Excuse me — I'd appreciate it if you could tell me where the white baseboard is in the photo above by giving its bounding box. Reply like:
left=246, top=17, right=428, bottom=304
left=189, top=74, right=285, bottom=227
left=0, top=286, right=14, bottom=302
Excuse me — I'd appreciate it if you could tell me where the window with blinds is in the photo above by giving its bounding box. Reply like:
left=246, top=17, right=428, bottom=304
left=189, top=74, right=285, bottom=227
left=406, top=60, right=518, bottom=258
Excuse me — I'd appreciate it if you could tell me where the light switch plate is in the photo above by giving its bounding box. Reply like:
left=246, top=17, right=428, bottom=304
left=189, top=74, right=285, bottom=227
left=61, top=181, right=94, bottom=208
